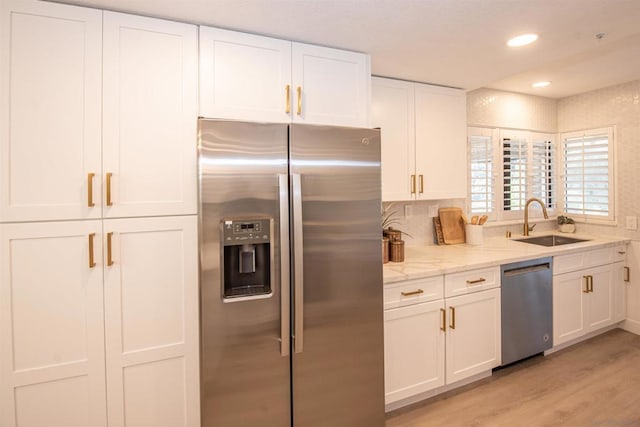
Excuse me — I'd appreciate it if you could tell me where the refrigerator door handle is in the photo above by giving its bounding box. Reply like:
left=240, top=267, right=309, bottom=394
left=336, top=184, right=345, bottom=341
left=292, top=173, right=304, bottom=354
left=279, top=174, right=291, bottom=357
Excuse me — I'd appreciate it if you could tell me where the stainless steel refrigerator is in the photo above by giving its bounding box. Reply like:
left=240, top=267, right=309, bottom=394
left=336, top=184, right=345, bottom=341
left=198, top=119, right=385, bottom=426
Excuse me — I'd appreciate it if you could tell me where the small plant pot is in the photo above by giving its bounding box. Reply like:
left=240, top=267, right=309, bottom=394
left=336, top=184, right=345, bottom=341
left=559, top=223, right=576, bottom=233
left=382, top=237, right=390, bottom=264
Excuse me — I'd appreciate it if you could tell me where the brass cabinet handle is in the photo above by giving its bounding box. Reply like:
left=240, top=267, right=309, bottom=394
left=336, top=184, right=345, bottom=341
left=583, top=275, right=590, bottom=293
left=466, top=278, right=486, bottom=285
left=624, top=266, right=630, bottom=282
left=88, top=233, right=96, bottom=268
left=618, top=251, right=626, bottom=255
left=401, top=289, right=424, bottom=296
left=589, top=275, right=594, bottom=293
left=285, top=85, right=291, bottom=114
left=107, top=232, right=114, bottom=266
left=106, top=172, right=113, bottom=206
left=440, top=308, right=446, bottom=332
left=419, top=174, right=424, bottom=194
left=411, top=175, right=416, bottom=194
left=87, top=173, right=95, bottom=207
left=296, top=86, right=302, bottom=115
left=449, top=306, right=456, bottom=329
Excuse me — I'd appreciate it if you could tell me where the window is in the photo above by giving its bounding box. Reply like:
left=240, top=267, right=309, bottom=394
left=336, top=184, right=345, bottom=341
left=560, top=128, right=614, bottom=222
left=468, top=128, right=494, bottom=216
left=468, top=128, right=555, bottom=221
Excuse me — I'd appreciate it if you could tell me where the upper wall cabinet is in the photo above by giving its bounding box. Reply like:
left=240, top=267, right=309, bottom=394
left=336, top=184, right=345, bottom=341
left=102, top=12, right=198, bottom=218
left=0, top=3, right=198, bottom=223
left=199, top=27, right=371, bottom=127
left=372, top=77, right=467, bottom=201
left=0, top=0, right=102, bottom=222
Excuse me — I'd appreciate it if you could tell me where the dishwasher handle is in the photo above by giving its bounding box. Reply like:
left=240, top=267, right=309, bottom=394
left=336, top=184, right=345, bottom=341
left=503, top=262, right=550, bottom=278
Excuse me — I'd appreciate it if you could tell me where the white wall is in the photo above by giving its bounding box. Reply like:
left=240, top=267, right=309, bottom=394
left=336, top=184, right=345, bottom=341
left=467, top=88, right=557, bottom=133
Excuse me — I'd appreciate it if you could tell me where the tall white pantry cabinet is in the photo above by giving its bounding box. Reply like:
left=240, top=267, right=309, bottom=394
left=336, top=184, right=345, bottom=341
left=0, top=1, right=200, bottom=427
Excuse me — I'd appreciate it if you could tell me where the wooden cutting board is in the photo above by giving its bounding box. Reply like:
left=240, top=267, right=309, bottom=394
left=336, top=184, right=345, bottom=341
left=438, top=207, right=466, bottom=244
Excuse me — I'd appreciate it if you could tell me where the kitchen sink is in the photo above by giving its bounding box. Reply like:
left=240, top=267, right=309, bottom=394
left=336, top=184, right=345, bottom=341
left=514, top=234, right=590, bottom=247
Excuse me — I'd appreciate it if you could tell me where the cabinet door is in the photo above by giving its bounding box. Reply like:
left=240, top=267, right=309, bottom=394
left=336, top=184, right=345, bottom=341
left=445, top=288, right=500, bottom=384
left=414, top=84, right=467, bottom=200
left=103, top=12, right=197, bottom=218
left=0, top=221, right=106, bottom=427
left=384, top=300, right=445, bottom=404
left=103, top=216, right=199, bottom=427
left=292, top=42, right=370, bottom=127
left=585, top=264, right=614, bottom=332
left=614, top=262, right=627, bottom=322
left=372, top=77, right=416, bottom=201
left=0, top=0, right=102, bottom=222
left=553, top=270, right=587, bottom=346
left=199, top=27, right=292, bottom=122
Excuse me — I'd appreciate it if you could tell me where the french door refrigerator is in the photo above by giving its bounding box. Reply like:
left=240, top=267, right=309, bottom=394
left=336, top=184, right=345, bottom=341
left=198, top=119, right=384, bottom=426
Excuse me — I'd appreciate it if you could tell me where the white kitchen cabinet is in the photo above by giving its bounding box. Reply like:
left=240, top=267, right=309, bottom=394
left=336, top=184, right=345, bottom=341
left=199, top=27, right=292, bottom=123
left=553, top=263, right=616, bottom=346
left=103, top=12, right=198, bottom=218
left=104, top=216, right=199, bottom=427
left=445, top=288, right=501, bottom=384
left=372, top=77, right=466, bottom=202
left=0, top=221, right=107, bottom=427
left=384, top=300, right=445, bottom=404
left=0, top=0, right=102, bottom=222
left=199, top=27, right=370, bottom=127
left=291, top=42, right=370, bottom=127
left=371, top=78, right=415, bottom=201
left=383, top=270, right=500, bottom=407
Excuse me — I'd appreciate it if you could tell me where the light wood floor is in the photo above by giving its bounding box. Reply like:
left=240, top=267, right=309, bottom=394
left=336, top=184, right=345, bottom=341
left=385, top=329, right=640, bottom=426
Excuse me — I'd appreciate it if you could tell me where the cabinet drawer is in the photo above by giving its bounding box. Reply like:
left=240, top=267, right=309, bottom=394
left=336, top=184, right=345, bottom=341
left=384, top=276, right=444, bottom=309
left=444, top=266, right=500, bottom=298
left=554, top=246, right=625, bottom=275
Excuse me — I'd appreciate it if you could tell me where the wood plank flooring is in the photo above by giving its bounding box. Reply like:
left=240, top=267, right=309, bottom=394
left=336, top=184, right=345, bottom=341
left=385, top=329, right=640, bottom=426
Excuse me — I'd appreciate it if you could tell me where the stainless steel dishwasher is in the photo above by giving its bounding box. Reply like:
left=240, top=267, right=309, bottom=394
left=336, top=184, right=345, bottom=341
left=501, top=257, right=553, bottom=366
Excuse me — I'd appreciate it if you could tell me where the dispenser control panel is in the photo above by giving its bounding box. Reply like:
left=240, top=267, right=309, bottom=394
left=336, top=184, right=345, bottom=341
left=222, top=219, right=271, bottom=246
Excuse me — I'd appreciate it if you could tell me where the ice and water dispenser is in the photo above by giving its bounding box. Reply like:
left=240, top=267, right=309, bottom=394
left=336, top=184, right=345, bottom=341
left=221, top=218, right=273, bottom=300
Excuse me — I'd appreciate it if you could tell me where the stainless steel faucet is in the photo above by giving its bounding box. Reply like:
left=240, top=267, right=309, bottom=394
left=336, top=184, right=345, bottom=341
left=523, top=197, right=549, bottom=236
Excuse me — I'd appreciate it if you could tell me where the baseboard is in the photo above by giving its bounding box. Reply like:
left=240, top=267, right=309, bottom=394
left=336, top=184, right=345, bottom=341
left=385, top=370, right=492, bottom=413
left=545, top=323, right=622, bottom=355
left=621, top=319, right=640, bottom=336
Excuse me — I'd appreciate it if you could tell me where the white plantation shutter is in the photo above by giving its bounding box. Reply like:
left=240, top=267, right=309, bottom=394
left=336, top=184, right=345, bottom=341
left=530, top=138, right=554, bottom=210
left=562, top=128, right=613, bottom=220
left=469, top=133, right=494, bottom=215
left=502, top=138, right=527, bottom=212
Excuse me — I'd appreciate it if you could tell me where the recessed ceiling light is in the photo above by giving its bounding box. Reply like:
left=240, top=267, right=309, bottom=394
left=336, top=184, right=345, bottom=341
left=507, top=33, right=539, bottom=47
left=532, top=81, right=551, bottom=88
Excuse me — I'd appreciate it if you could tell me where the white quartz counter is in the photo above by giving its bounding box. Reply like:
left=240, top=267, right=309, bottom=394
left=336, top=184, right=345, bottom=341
left=383, top=232, right=630, bottom=284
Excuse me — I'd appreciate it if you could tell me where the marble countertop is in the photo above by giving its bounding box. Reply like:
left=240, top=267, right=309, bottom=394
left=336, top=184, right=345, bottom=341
left=383, top=232, right=630, bottom=284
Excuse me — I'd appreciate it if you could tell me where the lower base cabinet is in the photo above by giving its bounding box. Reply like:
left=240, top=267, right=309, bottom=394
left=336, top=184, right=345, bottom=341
left=0, top=216, right=199, bottom=427
left=383, top=284, right=501, bottom=405
left=553, top=260, right=624, bottom=346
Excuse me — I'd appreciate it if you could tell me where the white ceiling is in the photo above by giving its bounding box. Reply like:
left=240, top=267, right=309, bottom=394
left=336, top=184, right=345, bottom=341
left=58, top=0, right=640, bottom=99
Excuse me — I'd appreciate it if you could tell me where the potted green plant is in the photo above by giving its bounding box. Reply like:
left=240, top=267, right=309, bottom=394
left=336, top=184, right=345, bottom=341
left=557, top=215, right=576, bottom=233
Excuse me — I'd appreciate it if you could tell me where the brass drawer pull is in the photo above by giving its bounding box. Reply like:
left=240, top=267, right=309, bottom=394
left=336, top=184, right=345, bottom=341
left=87, top=173, right=95, bottom=207
left=106, top=172, right=113, bottom=206
left=588, top=275, right=594, bottom=293
left=618, top=251, right=626, bottom=255
left=285, top=85, right=291, bottom=113
left=410, top=175, right=416, bottom=194
left=466, top=278, right=486, bottom=285
left=583, top=275, right=590, bottom=293
left=440, top=308, right=446, bottom=332
left=624, top=266, right=630, bottom=282
left=401, top=289, right=424, bottom=297
left=107, top=232, right=114, bottom=266
left=449, top=306, right=456, bottom=330
left=419, top=174, right=424, bottom=194
left=296, top=86, right=302, bottom=115
left=88, top=233, right=96, bottom=268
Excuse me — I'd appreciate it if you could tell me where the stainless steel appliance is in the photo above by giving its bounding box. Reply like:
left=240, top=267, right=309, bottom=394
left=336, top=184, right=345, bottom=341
left=501, top=257, right=553, bottom=365
left=198, top=119, right=384, bottom=426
